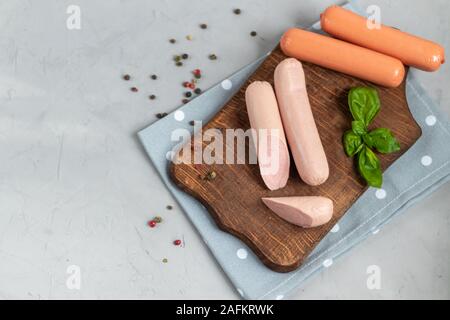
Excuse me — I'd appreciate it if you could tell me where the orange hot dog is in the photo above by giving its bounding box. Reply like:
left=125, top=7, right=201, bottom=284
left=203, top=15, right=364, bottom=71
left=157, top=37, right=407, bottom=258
left=280, top=28, right=405, bottom=88
left=321, top=5, right=445, bottom=72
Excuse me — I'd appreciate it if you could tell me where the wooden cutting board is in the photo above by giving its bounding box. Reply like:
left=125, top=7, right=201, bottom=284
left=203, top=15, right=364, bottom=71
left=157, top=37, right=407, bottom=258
left=170, top=45, right=421, bottom=272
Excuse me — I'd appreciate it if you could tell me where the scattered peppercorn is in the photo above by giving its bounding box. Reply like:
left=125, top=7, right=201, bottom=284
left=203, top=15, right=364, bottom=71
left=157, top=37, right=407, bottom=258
left=149, top=94, right=156, bottom=100
left=130, top=87, right=138, bottom=92
left=183, top=81, right=190, bottom=88
left=162, top=258, right=168, bottom=263
left=185, top=91, right=192, bottom=98
left=174, top=55, right=182, bottom=62
left=182, top=99, right=189, bottom=104
left=194, top=88, right=202, bottom=94
left=233, top=8, right=241, bottom=15
left=186, top=35, right=193, bottom=41
left=250, top=31, right=257, bottom=37
left=153, top=216, right=163, bottom=223
left=166, top=205, right=173, bottom=210
left=176, top=61, right=183, bottom=67
left=204, top=170, right=217, bottom=181
left=123, top=74, right=131, bottom=80
left=169, top=38, right=176, bottom=44
left=200, top=23, right=207, bottom=29
left=209, top=54, right=217, bottom=60
left=151, top=74, right=157, bottom=80
left=173, top=239, right=182, bottom=246
left=189, top=120, right=195, bottom=126
left=181, top=53, right=189, bottom=60
left=148, top=220, right=157, bottom=228
left=156, top=112, right=168, bottom=119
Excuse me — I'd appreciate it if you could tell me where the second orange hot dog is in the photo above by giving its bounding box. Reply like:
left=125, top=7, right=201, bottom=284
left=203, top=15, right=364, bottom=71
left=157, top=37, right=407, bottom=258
left=280, top=28, right=405, bottom=88
left=320, top=6, right=445, bottom=72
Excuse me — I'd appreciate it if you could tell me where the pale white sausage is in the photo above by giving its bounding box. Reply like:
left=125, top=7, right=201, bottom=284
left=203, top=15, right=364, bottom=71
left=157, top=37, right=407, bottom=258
left=245, top=81, right=290, bottom=190
left=274, top=58, right=329, bottom=186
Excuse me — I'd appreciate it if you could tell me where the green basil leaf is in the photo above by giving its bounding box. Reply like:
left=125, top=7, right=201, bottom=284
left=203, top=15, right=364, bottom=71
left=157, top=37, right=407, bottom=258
left=351, top=120, right=367, bottom=136
left=365, top=128, right=400, bottom=154
left=343, top=130, right=363, bottom=157
left=358, top=146, right=382, bottom=188
left=348, top=87, right=380, bottom=126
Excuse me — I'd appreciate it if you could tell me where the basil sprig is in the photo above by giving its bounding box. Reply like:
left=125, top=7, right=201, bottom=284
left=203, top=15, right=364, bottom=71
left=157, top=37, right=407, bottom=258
left=343, top=87, right=400, bottom=188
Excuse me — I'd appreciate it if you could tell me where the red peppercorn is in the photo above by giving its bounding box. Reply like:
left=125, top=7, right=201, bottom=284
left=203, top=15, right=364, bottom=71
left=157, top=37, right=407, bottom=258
left=193, top=69, right=201, bottom=75
left=173, top=239, right=182, bottom=246
left=148, top=220, right=157, bottom=228
left=183, top=81, right=190, bottom=88
left=188, top=82, right=196, bottom=89
left=130, top=87, right=138, bottom=92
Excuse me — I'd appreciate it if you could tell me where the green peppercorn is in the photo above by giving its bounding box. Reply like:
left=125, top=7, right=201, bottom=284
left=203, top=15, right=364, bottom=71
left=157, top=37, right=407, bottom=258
left=153, top=216, right=162, bottom=223
left=176, top=61, right=183, bottom=67
left=208, top=54, right=217, bottom=60
left=204, top=170, right=216, bottom=181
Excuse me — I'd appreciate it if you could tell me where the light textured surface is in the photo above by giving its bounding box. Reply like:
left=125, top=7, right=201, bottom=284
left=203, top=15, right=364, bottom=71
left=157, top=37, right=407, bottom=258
left=0, top=0, right=449, bottom=299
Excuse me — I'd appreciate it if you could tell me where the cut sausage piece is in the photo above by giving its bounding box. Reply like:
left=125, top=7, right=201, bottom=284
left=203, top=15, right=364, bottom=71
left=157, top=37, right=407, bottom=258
left=280, top=28, right=405, bottom=88
left=245, top=81, right=290, bottom=190
left=262, top=196, right=333, bottom=228
left=274, top=58, right=329, bottom=186
left=320, top=5, right=445, bottom=72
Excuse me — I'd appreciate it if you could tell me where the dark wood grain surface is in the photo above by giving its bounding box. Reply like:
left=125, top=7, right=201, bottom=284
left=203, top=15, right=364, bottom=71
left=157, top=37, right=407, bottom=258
left=170, top=46, right=422, bottom=272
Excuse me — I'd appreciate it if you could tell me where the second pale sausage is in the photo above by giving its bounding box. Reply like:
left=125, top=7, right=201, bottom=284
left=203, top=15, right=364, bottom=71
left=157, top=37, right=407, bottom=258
left=274, top=58, right=329, bottom=186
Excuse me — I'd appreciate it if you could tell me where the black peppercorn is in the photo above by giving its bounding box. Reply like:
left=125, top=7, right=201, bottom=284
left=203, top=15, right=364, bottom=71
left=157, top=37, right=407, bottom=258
left=250, top=31, right=257, bottom=37
left=200, top=23, right=207, bottom=29
left=130, top=87, right=138, bottom=92
left=149, top=94, right=156, bottom=100
left=194, top=88, right=201, bottom=94
left=185, top=91, right=192, bottom=98
left=233, top=8, right=241, bottom=15
left=123, top=74, right=130, bottom=80
left=151, top=74, right=157, bottom=80
left=181, top=53, right=189, bottom=60
left=169, top=38, right=176, bottom=44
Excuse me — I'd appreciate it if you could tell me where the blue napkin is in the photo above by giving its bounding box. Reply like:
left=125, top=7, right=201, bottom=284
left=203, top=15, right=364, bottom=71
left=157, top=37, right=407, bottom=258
left=138, top=4, right=450, bottom=300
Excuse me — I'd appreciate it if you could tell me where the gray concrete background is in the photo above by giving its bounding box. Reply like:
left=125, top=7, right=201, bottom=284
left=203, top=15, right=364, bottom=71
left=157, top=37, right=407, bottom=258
left=0, top=0, right=448, bottom=299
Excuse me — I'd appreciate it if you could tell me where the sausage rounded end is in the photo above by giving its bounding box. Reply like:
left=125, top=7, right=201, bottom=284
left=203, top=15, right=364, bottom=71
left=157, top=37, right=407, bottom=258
left=387, top=62, right=406, bottom=88
left=301, top=169, right=329, bottom=187
left=320, top=5, right=341, bottom=32
left=280, top=28, right=299, bottom=57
